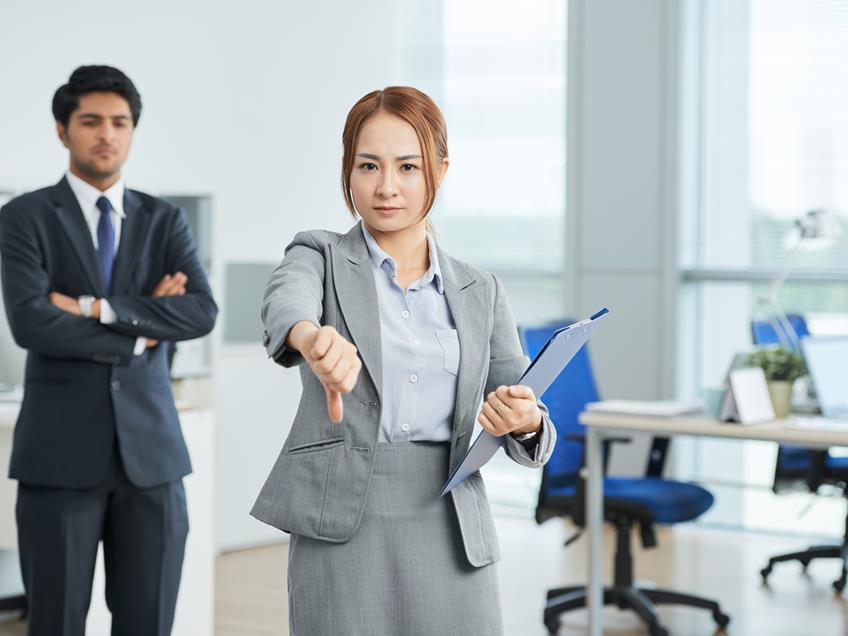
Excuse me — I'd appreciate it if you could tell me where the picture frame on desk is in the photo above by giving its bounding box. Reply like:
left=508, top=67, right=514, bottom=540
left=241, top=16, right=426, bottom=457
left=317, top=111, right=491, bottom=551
left=720, top=367, right=776, bottom=424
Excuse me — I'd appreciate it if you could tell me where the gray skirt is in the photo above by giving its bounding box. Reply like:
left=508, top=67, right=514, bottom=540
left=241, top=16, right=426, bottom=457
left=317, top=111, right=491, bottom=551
left=287, top=441, right=504, bottom=636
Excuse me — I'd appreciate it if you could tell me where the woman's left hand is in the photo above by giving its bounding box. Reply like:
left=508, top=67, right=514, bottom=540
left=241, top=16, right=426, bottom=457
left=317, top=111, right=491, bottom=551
left=478, top=384, right=542, bottom=437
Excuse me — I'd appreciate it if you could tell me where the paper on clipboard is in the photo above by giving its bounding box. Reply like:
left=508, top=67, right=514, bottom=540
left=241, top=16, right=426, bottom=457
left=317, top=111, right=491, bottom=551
left=439, top=308, right=610, bottom=496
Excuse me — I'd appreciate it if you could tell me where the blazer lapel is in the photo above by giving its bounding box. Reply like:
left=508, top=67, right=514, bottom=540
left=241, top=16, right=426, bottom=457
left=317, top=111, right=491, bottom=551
left=110, top=189, right=151, bottom=296
left=330, top=225, right=383, bottom=401
left=440, top=247, right=489, bottom=444
left=50, top=177, right=105, bottom=296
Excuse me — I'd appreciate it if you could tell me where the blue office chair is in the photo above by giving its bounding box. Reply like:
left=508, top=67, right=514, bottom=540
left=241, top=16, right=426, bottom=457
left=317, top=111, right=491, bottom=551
left=751, top=315, right=848, bottom=591
left=520, top=320, right=730, bottom=636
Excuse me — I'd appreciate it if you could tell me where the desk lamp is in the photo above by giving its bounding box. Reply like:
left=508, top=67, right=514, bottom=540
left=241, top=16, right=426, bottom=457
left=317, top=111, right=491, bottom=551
left=759, top=209, right=842, bottom=349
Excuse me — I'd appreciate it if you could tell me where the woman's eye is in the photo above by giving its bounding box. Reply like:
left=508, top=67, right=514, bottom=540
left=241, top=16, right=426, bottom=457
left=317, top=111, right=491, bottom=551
left=359, top=162, right=378, bottom=171
left=400, top=163, right=419, bottom=172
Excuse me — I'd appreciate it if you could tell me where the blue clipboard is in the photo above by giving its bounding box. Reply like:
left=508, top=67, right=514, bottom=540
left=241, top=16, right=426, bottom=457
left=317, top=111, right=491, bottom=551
left=439, top=308, right=610, bottom=496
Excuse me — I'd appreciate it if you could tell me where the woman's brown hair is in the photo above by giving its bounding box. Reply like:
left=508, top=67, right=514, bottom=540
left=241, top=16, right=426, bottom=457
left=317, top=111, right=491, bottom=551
left=341, top=87, right=448, bottom=229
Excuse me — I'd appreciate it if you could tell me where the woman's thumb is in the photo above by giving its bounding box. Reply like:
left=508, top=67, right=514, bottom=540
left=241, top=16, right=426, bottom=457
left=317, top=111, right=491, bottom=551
left=325, top=386, right=344, bottom=424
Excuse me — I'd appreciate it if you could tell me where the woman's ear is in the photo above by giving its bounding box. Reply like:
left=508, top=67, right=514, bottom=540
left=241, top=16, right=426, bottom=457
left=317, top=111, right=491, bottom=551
left=435, top=157, right=450, bottom=189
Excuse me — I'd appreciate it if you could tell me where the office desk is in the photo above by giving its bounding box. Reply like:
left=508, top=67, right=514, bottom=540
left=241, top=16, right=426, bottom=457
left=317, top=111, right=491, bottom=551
left=578, top=411, right=848, bottom=636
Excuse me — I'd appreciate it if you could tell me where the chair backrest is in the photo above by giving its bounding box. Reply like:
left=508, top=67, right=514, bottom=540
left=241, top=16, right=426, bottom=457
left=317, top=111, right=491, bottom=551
left=750, top=314, right=819, bottom=489
left=519, top=320, right=600, bottom=489
left=750, top=314, right=810, bottom=351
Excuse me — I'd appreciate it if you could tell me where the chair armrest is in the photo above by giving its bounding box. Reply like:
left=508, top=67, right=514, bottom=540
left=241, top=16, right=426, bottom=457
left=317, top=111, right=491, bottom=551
left=645, top=437, right=671, bottom=478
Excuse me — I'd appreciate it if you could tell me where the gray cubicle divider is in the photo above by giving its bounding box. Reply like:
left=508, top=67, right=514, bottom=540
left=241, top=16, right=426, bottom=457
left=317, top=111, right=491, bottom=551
left=160, top=194, right=214, bottom=378
left=223, top=262, right=278, bottom=344
left=160, top=195, right=213, bottom=274
left=0, top=191, right=25, bottom=388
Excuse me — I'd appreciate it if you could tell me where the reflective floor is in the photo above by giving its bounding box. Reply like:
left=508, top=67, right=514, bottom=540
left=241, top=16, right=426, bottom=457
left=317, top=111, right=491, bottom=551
left=2, top=516, right=847, bottom=635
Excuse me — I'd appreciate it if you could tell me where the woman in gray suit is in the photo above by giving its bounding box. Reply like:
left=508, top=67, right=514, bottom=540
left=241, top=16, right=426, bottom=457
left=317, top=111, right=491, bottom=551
left=252, top=86, right=556, bottom=635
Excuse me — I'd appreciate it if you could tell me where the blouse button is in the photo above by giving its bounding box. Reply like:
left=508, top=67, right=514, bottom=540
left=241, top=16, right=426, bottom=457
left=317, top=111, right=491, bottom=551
left=401, top=423, right=410, bottom=432
left=409, top=374, right=418, bottom=383
left=401, top=310, right=410, bottom=318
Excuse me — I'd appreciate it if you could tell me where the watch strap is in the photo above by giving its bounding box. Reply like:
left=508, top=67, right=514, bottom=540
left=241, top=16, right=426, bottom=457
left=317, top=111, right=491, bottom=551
left=513, top=429, right=539, bottom=442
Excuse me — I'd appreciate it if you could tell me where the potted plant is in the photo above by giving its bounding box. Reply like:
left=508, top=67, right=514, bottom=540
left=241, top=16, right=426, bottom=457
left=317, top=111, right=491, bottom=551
left=747, top=346, right=808, bottom=418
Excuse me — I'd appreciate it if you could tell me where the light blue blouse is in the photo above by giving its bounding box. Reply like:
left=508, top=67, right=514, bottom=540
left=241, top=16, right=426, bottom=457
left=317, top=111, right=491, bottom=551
left=361, top=222, right=459, bottom=443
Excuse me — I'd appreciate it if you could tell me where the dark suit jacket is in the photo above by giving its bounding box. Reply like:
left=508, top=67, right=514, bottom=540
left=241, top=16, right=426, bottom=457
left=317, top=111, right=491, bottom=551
left=0, top=177, right=218, bottom=489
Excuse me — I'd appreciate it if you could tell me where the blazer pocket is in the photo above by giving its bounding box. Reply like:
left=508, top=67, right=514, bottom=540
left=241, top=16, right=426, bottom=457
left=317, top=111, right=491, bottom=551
left=435, top=328, right=460, bottom=376
left=286, top=437, right=344, bottom=455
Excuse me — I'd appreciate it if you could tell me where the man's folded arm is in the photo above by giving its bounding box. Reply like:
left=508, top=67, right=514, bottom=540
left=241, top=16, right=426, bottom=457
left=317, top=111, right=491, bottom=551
left=0, top=204, right=137, bottom=365
left=105, top=209, right=218, bottom=342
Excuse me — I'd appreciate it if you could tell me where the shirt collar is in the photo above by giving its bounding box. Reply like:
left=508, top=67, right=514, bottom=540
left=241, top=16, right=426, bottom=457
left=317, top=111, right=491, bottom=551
left=65, top=170, right=126, bottom=218
left=360, top=221, right=444, bottom=294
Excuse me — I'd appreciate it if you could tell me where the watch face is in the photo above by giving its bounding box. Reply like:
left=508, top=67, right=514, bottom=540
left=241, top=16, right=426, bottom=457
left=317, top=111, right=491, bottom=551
left=78, top=296, right=93, bottom=317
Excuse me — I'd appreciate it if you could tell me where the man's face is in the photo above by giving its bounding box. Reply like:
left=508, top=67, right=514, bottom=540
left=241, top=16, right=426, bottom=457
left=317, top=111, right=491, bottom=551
left=56, top=91, right=134, bottom=183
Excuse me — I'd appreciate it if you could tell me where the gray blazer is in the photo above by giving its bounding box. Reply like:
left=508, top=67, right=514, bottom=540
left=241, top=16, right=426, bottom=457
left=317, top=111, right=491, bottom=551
left=250, top=224, right=556, bottom=567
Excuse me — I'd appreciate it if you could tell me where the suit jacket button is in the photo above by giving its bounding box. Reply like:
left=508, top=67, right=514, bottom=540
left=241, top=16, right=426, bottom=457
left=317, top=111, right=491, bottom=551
left=111, top=381, right=122, bottom=391
left=131, top=319, right=139, bottom=326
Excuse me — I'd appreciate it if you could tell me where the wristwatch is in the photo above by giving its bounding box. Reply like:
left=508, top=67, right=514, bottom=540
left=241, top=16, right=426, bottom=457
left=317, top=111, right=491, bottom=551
left=513, top=429, right=539, bottom=442
left=77, top=295, right=96, bottom=318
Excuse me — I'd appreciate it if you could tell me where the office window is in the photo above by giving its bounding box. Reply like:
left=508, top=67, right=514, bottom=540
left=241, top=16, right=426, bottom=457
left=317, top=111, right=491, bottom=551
left=682, top=0, right=848, bottom=399
left=679, top=0, right=848, bottom=534
left=401, top=0, right=568, bottom=511
left=688, top=0, right=848, bottom=273
left=434, top=0, right=567, bottom=274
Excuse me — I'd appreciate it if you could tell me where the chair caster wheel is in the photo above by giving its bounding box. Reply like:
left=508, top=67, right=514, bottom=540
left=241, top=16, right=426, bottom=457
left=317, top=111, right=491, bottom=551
left=760, top=566, right=771, bottom=581
left=833, top=578, right=846, bottom=594
left=714, top=611, right=731, bottom=628
left=649, top=627, right=669, bottom=636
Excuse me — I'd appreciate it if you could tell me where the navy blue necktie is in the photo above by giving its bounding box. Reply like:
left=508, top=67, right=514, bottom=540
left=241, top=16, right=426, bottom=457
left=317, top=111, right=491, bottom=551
left=96, top=196, right=116, bottom=293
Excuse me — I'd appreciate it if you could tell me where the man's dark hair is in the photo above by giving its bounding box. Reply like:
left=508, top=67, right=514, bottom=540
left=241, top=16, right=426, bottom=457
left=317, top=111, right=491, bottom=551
left=52, top=65, right=142, bottom=127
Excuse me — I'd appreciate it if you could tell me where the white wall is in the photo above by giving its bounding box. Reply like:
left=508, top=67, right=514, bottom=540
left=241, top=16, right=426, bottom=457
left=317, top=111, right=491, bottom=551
left=0, top=0, right=425, bottom=550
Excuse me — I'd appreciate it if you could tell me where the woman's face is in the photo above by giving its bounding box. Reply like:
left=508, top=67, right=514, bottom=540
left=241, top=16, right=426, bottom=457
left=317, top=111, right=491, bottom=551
left=349, top=111, right=446, bottom=235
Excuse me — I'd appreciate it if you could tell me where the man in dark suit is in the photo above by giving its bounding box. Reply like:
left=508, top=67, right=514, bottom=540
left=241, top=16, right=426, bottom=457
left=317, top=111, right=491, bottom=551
left=0, top=65, right=218, bottom=635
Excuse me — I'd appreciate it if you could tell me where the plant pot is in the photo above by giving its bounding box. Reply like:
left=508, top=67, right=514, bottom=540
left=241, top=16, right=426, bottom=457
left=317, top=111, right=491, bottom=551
left=767, top=381, right=793, bottom=419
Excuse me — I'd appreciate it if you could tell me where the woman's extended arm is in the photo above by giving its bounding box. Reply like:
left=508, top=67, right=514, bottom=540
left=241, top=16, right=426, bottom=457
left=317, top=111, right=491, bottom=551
left=260, top=232, right=362, bottom=423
